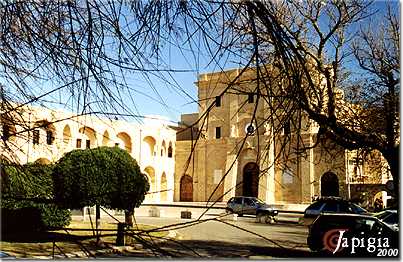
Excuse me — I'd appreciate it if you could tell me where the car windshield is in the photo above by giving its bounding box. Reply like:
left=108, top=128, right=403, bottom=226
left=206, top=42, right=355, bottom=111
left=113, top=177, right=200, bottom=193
left=253, top=198, right=266, bottom=205
left=374, top=211, right=390, bottom=220
left=306, top=201, right=324, bottom=211
left=352, top=204, right=367, bottom=213
left=383, top=213, right=398, bottom=225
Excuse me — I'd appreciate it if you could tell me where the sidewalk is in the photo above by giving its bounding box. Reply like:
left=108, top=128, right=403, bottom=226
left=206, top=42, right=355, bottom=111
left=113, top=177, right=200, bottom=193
left=46, top=215, right=305, bottom=259
left=31, top=231, right=179, bottom=259
left=276, top=213, right=302, bottom=224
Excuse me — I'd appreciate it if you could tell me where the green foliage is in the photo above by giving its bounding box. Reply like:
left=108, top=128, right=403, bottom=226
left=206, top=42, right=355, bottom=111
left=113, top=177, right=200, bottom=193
left=53, top=146, right=149, bottom=211
left=2, top=204, right=71, bottom=232
left=39, top=204, right=71, bottom=228
left=1, top=161, right=71, bottom=230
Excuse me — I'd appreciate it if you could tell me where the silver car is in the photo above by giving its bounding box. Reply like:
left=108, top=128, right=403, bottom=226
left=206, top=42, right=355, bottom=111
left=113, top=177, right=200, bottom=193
left=226, top=196, right=278, bottom=223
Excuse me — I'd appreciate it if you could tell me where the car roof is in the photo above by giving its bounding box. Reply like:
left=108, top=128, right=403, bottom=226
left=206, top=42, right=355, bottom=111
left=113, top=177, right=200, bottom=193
left=233, top=196, right=257, bottom=199
left=384, top=209, right=397, bottom=213
left=314, top=198, right=348, bottom=202
left=313, top=212, right=399, bottom=232
left=319, top=212, right=375, bottom=219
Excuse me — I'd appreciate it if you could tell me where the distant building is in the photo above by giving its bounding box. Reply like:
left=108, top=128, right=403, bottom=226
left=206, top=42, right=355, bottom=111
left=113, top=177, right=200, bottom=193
left=1, top=104, right=176, bottom=203
left=175, top=68, right=392, bottom=208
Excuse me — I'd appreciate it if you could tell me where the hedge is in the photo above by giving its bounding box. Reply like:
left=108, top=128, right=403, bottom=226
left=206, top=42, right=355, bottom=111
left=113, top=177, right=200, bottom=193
left=1, top=161, right=71, bottom=232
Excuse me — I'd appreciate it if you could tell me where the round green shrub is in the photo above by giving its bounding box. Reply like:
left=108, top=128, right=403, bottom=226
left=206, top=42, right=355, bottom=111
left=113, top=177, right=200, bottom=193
left=53, top=146, right=149, bottom=211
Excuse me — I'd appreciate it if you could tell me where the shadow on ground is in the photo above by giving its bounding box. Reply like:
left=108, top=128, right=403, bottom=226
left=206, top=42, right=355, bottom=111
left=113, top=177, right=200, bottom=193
left=1, top=230, right=96, bottom=243
left=146, top=239, right=317, bottom=258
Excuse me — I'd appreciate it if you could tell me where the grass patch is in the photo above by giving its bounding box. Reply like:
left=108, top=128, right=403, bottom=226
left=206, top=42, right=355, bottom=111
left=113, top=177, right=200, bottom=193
left=1, top=220, right=169, bottom=258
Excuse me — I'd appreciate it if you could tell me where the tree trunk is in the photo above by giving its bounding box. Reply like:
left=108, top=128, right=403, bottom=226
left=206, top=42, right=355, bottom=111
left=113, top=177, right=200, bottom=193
left=125, top=209, right=134, bottom=227
left=96, top=205, right=101, bottom=245
left=124, top=209, right=134, bottom=245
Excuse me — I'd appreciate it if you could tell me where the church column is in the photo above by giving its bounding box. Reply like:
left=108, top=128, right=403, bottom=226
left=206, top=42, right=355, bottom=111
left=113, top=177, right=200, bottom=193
left=223, top=153, right=238, bottom=201
left=301, top=134, right=314, bottom=203
left=264, top=139, right=275, bottom=203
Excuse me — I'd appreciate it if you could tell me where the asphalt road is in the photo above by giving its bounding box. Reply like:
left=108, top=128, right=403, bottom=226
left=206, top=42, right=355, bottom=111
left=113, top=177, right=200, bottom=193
left=132, top=215, right=313, bottom=258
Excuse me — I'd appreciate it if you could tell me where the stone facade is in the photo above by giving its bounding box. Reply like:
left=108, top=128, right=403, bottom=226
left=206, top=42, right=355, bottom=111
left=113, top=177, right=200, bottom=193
left=1, top=104, right=176, bottom=203
left=174, top=68, right=391, bottom=205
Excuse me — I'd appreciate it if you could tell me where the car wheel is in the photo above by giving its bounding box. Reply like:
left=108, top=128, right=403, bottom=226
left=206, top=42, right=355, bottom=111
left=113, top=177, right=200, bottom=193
left=264, top=214, right=275, bottom=224
left=256, top=213, right=264, bottom=223
left=225, top=208, right=233, bottom=214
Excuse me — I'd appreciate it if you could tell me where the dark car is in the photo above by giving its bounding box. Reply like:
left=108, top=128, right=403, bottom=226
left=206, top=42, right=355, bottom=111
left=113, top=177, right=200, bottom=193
left=302, top=197, right=367, bottom=225
left=307, top=213, right=399, bottom=256
left=373, top=209, right=398, bottom=231
left=226, top=196, right=278, bottom=223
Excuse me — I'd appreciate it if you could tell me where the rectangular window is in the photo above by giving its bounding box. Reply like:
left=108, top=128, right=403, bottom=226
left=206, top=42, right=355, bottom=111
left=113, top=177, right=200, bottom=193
left=76, top=138, right=82, bottom=148
left=46, top=130, right=53, bottom=145
left=215, top=127, right=221, bottom=139
left=234, top=197, right=242, bottom=204
left=33, top=130, right=40, bottom=145
left=215, top=96, right=221, bottom=107
left=86, top=139, right=91, bottom=149
left=2, top=125, right=10, bottom=141
left=283, top=120, right=291, bottom=135
left=168, top=146, right=173, bottom=158
left=248, top=93, right=254, bottom=103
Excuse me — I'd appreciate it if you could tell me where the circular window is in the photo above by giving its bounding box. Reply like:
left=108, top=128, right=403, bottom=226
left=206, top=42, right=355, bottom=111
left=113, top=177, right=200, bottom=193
left=245, top=123, right=256, bottom=135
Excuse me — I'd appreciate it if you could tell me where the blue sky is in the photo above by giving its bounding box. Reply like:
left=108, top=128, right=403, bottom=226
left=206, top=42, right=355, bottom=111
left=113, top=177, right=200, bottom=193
left=10, top=1, right=398, bottom=125
left=113, top=0, right=400, bottom=124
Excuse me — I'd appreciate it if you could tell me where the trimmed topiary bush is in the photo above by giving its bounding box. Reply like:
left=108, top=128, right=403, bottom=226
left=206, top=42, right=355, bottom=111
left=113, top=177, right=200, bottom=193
left=53, top=146, right=149, bottom=211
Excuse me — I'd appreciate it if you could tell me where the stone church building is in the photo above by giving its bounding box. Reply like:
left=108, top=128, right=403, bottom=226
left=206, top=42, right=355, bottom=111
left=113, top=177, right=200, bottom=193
left=174, top=68, right=391, bottom=206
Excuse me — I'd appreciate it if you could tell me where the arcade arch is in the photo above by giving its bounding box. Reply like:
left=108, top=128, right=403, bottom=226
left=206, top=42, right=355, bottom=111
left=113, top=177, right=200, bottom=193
left=1, top=122, right=17, bottom=142
left=78, top=126, right=97, bottom=148
left=116, top=132, right=132, bottom=153
left=34, top=120, right=56, bottom=145
left=160, top=172, right=167, bottom=201
left=161, top=140, right=166, bottom=157
left=144, top=166, right=156, bottom=201
left=63, top=124, right=71, bottom=145
left=143, top=136, right=156, bottom=159
left=102, top=130, right=111, bottom=146
left=34, top=158, right=51, bottom=165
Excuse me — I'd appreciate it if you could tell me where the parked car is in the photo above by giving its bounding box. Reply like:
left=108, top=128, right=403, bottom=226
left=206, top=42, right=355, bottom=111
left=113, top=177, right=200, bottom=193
left=307, top=213, right=399, bottom=256
left=301, top=197, right=367, bottom=225
left=226, top=196, right=278, bottom=223
left=373, top=209, right=398, bottom=231
left=0, top=251, right=16, bottom=259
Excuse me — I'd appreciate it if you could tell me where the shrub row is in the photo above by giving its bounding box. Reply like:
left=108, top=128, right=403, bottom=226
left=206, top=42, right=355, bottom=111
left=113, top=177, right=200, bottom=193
left=1, top=161, right=71, bottom=232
